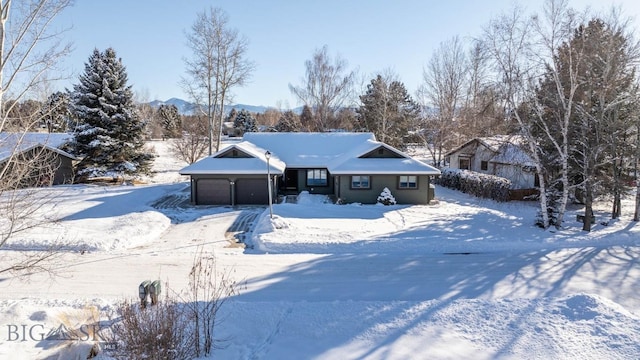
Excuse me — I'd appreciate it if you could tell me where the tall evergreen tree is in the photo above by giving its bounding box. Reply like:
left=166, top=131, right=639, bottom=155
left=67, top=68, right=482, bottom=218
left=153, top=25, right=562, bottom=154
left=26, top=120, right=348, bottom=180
left=40, top=91, right=71, bottom=132
left=233, top=109, right=258, bottom=135
left=357, top=75, right=420, bottom=149
left=274, top=110, right=302, bottom=132
left=225, top=108, right=238, bottom=123
left=533, top=18, right=638, bottom=230
left=158, top=104, right=182, bottom=138
left=570, top=19, right=637, bottom=227
left=70, top=48, right=153, bottom=179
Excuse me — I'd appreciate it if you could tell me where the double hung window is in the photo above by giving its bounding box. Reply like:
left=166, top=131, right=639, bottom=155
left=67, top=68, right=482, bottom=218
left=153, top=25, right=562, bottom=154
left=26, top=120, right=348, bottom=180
left=351, top=175, right=370, bottom=189
left=399, top=175, right=417, bottom=189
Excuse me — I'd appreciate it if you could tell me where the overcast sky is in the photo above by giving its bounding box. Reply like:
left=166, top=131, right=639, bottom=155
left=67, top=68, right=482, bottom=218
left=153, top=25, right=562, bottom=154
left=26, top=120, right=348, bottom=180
left=51, top=0, right=640, bottom=108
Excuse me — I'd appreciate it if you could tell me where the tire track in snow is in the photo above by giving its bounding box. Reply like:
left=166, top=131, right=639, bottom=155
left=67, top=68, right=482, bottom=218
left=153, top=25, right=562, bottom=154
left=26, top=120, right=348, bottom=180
left=249, top=305, right=294, bottom=359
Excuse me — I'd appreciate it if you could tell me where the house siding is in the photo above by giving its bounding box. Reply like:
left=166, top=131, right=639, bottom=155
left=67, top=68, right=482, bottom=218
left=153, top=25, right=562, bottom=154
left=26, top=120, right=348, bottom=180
left=1, top=146, right=74, bottom=186
left=448, top=141, right=494, bottom=173
left=53, top=154, right=74, bottom=185
left=492, top=163, right=536, bottom=189
left=447, top=139, right=536, bottom=190
left=336, top=175, right=432, bottom=205
left=361, top=146, right=403, bottom=158
left=472, top=146, right=495, bottom=174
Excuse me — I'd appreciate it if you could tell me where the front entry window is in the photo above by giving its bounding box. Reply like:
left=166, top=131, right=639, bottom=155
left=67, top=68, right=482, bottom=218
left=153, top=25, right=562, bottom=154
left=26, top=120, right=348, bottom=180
left=307, top=169, right=328, bottom=186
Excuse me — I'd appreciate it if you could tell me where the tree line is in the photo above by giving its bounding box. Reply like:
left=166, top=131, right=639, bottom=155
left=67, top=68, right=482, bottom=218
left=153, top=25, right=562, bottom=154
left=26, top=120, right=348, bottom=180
left=1, top=0, right=639, bottom=249
left=279, top=0, right=640, bottom=230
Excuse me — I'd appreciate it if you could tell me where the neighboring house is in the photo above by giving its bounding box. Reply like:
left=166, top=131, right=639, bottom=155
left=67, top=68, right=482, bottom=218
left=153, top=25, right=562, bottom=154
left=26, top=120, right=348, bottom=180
left=179, top=132, right=441, bottom=205
left=221, top=122, right=238, bottom=137
left=445, top=135, right=537, bottom=190
left=0, top=132, right=76, bottom=185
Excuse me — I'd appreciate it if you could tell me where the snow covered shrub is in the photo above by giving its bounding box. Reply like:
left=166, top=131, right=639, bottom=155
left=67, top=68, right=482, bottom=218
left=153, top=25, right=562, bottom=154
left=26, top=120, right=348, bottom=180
left=109, top=297, right=196, bottom=360
left=377, top=187, right=397, bottom=205
left=109, top=251, right=238, bottom=359
left=436, top=168, right=512, bottom=202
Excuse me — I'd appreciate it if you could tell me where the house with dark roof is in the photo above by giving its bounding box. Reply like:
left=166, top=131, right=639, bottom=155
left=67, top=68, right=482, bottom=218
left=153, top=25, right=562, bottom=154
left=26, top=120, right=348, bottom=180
left=0, top=132, right=76, bottom=185
left=445, top=135, right=538, bottom=190
left=179, top=132, right=441, bottom=205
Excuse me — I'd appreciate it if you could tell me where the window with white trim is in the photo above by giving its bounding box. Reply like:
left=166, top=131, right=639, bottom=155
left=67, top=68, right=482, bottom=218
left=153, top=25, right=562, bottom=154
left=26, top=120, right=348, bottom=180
left=351, top=175, right=370, bottom=189
left=399, top=175, right=417, bottom=189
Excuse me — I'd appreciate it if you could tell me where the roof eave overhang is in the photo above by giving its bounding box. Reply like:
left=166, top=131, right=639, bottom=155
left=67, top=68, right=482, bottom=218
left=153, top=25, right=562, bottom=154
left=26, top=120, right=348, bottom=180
left=179, top=170, right=285, bottom=176
left=331, top=170, right=441, bottom=176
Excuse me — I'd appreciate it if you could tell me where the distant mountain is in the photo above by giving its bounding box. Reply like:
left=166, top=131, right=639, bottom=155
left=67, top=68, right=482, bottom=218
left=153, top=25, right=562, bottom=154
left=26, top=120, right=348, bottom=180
left=149, top=98, right=196, bottom=114
left=148, top=98, right=276, bottom=115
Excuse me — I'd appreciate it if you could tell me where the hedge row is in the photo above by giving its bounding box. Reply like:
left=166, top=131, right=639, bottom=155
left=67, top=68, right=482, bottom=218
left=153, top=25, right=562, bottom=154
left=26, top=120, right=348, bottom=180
left=435, top=168, right=512, bottom=202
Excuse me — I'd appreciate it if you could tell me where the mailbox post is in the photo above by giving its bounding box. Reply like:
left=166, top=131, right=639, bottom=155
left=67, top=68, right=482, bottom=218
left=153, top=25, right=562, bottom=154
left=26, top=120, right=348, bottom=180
left=139, top=280, right=161, bottom=308
left=139, top=280, right=151, bottom=308
left=149, top=280, right=161, bottom=305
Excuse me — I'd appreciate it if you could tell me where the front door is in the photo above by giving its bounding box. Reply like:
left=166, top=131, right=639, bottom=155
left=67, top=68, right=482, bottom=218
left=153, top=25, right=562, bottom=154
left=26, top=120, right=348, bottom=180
left=284, top=169, right=298, bottom=191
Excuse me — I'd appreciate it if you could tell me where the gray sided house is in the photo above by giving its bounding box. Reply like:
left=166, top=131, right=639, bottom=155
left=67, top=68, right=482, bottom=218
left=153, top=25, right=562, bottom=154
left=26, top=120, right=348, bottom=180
left=445, top=135, right=537, bottom=190
left=180, top=132, right=441, bottom=205
left=0, top=132, right=76, bottom=186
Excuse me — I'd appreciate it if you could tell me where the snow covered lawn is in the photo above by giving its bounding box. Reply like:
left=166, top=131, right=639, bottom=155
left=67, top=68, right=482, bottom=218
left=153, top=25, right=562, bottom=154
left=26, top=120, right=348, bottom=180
left=1, top=140, right=639, bottom=359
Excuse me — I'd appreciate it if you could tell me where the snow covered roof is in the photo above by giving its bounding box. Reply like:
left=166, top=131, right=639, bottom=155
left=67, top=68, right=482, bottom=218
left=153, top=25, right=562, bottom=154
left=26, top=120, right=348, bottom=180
left=330, top=157, right=439, bottom=175
left=179, top=141, right=286, bottom=175
left=180, top=132, right=440, bottom=176
left=0, top=132, right=76, bottom=162
left=330, top=139, right=440, bottom=175
left=243, top=132, right=376, bottom=168
left=489, top=142, right=535, bottom=166
left=446, top=135, right=534, bottom=166
left=477, top=135, right=521, bottom=152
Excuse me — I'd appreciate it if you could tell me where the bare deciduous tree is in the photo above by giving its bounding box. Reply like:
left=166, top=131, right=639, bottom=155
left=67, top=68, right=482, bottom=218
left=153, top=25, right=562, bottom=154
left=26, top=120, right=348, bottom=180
left=419, top=36, right=468, bottom=167
left=0, top=134, right=65, bottom=275
left=183, top=7, right=254, bottom=155
left=457, top=42, right=510, bottom=139
left=289, top=45, right=356, bottom=132
left=171, top=114, right=208, bottom=164
left=134, top=90, right=159, bottom=140
left=184, top=247, right=238, bottom=357
left=255, top=108, right=281, bottom=129
left=482, top=0, right=583, bottom=229
left=0, top=0, right=73, bottom=275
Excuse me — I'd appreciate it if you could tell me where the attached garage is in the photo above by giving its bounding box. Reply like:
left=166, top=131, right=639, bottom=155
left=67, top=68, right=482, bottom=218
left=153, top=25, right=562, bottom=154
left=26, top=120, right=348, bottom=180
left=179, top=145, right=285, bottom=206
left=236, top=178, right=268, bottom=204
left=195, top=178, right=231, bottom=205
